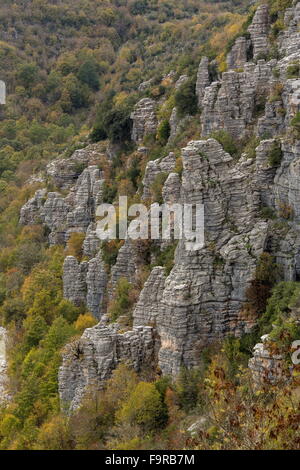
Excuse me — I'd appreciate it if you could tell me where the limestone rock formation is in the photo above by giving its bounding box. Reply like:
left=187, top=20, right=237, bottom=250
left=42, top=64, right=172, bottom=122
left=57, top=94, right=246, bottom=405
left=46, top=143, right=105, bottom=190
left=226, top=37, right=248, bottom=70
left=82, top=223, right=101, bottom=258
left=196, top=56, right=211, bottom=107
left=63, top=256, right=88, bottom=307
left=175, top=74, right=188, bottom=90
left=108, top=240, right=139, bottom=298
left=248, top=335, right=288, bottom=386
left=19, top=189, right=47, bottom=225
left=17, top=2, right=300, bottom=408
left=131, top=98, right=158, bottom=142
left=63, top=253, right=107, bottom=319
left=279, top=1, right=300, bottom=56
left=20, top=164, right=104, bottom=246
left=0, top=327, right=9, bottom=405
left=142, top=152, right=176, bottom=199
left=248, top=5, right=270, bottom=60
left=201, top=61, right=274, bottom=138
left=59, top=323, right=155, bottom=411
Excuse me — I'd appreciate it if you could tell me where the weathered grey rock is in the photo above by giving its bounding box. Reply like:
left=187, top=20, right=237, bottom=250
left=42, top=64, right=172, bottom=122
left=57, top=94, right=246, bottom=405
left=196, top=57, right=210, bottom=107
left=175, top=74, right=188, bottom=90
left=46, top=143, right=105, bottom=190
left=226, top=37, right=248, bottom=70
left=133, top=267, right=166, bottom=327
left=63, top=253, right=107, bottom=319
left=273, top=139, right=300, bottom=222
left=131, top=98, right=158, bottom=142
left=248, top=5, right=270, bottom=60
left=162, top=173, right=181, bottom=204
left=142, top=152, right=176, bottom=200
left=108, top=240, right=139, bottom=298
left=83, top=223, right=101, bottom=258
left=63, top=256, right=88, bottom=307
left=248, top=335, right=287, bottom=386
left=201, top=60, right=275, bottom=138
left=279, top=1, right=300, bottom=57
left=21, top=163, right=105, bottom=246
left=59, top=324, right=155, bottom=411
left=19, top=189, right=47, bottom=225
left=138, top=78, right=154, bottom=91
left=86, top=255, right=107, bottom=320
left=0, top=327, right=9, bottom=405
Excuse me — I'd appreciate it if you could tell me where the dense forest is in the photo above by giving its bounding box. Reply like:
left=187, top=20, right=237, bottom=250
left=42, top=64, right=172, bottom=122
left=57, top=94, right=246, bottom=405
left=0, top=0, right=299, bottom=450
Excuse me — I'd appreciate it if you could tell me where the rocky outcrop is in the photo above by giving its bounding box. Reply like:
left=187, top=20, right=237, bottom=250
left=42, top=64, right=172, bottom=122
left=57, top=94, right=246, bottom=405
left=162, top=173, right=181, bottom=204
left=82, top=223, right=101, bottom=258
left=201, top=61, right=275, bottom=138
left=63, top=253, right=107, bottom=319
left=279, top=1, right=300, bottom=57
left=196, top=57, right=211, bottom=107
left=20, top=189, right=47, bottom=225
left=175, top=74, right=188, bottom=90
left=168, top=107, right=191, bottom=144
left=17, top=2, right=300, bottom=407
left=46, top=143, right=106, bottom=190
left=63, top=256, right=88, bottom=307
left=248, top=335, right=288, bottom=386
left=142, top=152, right=176, bottom=199
left=131, top=98, right=158, bottom=142
left=86, top=256, right=108, bottom=319
left=248, top=5, right=270, bottom=60
left=226, top=37, right=248, bottom=70
left=21, top=164, right=105, bottom=246
left=59, top=323, right=156, bottom=411
left=0, top=327, right=9, bottom=405
left=108, top=240, right=138, bottom=298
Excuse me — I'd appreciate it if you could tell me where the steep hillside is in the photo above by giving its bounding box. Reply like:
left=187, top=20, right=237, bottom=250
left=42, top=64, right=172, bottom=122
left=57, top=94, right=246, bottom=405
left=0, top=0, right=300, bottom=451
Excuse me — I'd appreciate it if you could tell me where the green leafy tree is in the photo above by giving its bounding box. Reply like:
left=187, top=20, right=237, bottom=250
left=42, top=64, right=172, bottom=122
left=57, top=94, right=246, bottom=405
left=117, top=382, right=168, bottom=432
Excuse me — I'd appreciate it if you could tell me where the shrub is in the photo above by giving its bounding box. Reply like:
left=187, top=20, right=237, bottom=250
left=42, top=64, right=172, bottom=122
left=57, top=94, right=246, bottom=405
left=268, top=82, right=283, bottom=102
left=152, top=243, right=177, bottom=275
left=268, top=141, right=282, bottom=167
left=246, top=253, right=279, bottom=315
left=157, top=119, right=170, bottom=144
left=211, top=130, right=238, bottom=158
left=90, top=98, right=133, bottom=144
left=260, top=206, right=276, bottom=220
left=278, top=201, right=294, bottom=219
left=108, top=277, right=133, bottom=322
left=286, top=62, right=299, bottom=79
left=174, top=78, right=197, bottom=118
left=75, top=313, right=97, bottom=333
left=243, top=136, right=260, bottom=159
left=101, top=240, right=122, bottom=268
left=66, top=232, right=85, bottom=260
left=254, top=92, right=267, bottom=117
left=291, top=112, right=300, bottom=138
left=150, top=172, right=168, bottom=204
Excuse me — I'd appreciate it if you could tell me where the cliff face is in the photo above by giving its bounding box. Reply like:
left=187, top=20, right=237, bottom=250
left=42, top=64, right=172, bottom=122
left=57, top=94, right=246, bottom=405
left=19, top=2, right=300, bottom=409
left=0, top=328, right=9, bottom=405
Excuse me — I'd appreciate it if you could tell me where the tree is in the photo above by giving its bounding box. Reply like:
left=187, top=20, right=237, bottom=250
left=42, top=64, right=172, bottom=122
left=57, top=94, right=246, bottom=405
left=174, top=78, right=197, bottom=117
left=75, top=313, right=97, bottom=333
left=77, top=60, right=99, bottom=90
left=17, top=64, right=39, bottom=89
left=117, top=382, right=168, bottom=432
left=157, top=119, right=170, bottom=144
